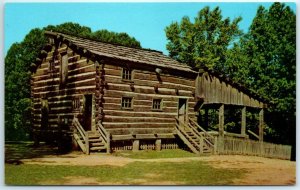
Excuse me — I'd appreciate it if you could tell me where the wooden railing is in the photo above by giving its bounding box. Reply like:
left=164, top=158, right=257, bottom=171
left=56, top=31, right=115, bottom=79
left=175, top=118, right=200, bottom=154
left=72, top=117, right=89, bottom=154
left=96, top=121, right=111, bottom=153
left=217, top=136, right=291, bottom=160
left=189, top=118, right=215, bottom=151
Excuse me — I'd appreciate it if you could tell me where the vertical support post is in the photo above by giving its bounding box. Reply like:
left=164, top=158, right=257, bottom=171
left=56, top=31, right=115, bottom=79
left=218, top=104, right=224, bottom=154
left=155, top=139, right=162, bottom=151
left=214, top=136, right=218, bottom=155
left=259, top=108, right=264, bottom=155
left=133, top=140, right=140, bottom=152
left=106, top=132, right=111, bottom=154
left=85, top=131, right=90, bottom=155
left=241, top=106, right=246, bottom=136
left=218, top=104, right=224, bottom=137
left=259, top=108, right=264, bottom=142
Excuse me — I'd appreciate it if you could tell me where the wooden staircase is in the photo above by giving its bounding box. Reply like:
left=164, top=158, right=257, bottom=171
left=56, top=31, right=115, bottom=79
left=87, top=131, right=107, bottom=152
left=72, top=117, right=110, bottom=154
left=175, top=117, right=215, bottom=154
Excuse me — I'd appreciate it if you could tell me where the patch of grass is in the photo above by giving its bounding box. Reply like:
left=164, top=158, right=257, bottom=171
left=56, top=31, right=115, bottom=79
left=113, top=149, right=198, bottom=159
left=5, top=161, right=245, bottom=185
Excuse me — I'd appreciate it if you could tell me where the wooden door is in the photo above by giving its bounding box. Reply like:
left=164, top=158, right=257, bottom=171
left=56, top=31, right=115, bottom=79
left=178, top=98, right=187, bottom=123
left=41, top=99, right=49, bottom=129
left=83, top=94, right=92, bottom=131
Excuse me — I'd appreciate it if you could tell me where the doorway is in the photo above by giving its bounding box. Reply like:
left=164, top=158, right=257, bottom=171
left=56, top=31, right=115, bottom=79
left=178, top=98, right=187, bottom=123
left=83, top=94, right=92, bottom=131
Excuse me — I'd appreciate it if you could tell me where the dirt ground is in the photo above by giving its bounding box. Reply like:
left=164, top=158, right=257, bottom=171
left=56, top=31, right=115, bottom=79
left=18, top=151, right=296, bottom=185
left=5, top=142, right=296, bottom=185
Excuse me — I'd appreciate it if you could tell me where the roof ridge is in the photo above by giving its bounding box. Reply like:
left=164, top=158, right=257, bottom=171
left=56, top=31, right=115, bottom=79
left=45, top=30, right=165, bottom=55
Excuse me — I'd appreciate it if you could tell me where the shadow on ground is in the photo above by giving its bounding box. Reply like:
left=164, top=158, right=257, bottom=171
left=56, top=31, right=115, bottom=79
left=5, top=141, right=69, bottom=164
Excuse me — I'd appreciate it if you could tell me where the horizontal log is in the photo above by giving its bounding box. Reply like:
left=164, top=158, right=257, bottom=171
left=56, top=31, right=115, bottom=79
left=106, top=83, right=192, bottom=96
left=34, top=100, right=72, bottom=109
left=105, top=70, right=194, bottom=87
left=106, top=127, right=175, bottom=135
left=103, top=122, right=174, bottom=129
left=104, top=110, right=177, bottom=118
left=33, top=107, right=73, bottom=115
left=111, top=134, right=134, bottom=141
left=105, top=75, right=195, bottom=92
left=33, top=79, right=95, bottom=93
left=103, top=98, right=183, bottom=108
left=33, top=73, right=95, bottom=88
left=35, top=60, right=94, bottom=76
left=33, top=86, right=95, bottom=98
left=102, top=103, right=178, bottom=112
left=104, top=90, right=192, bottom=101
left=103, top=116, right=174, bottom=123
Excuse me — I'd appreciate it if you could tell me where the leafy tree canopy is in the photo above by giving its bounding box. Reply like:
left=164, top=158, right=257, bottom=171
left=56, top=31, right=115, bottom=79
left=165, top=3, right=295, bottom=146
left=165, top=6, right=242, bottom=70
left=225, top=3, right=296, bottom=114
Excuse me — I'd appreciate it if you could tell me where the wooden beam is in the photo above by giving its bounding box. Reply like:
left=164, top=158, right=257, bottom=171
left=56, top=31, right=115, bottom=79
left=259, top=108, right=264, bottom=142
left=218, top=104, right=224, bottom=137
left=247, top=130, right=259, bottom=140
left=241, top=106, right=246, bottom=136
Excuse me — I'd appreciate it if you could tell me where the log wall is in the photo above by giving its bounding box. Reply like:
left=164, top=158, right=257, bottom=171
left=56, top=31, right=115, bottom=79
left=32, top=41, right=198, bottom=138
left=101, top=62, right=197, bottom=135
left=32, top=43, right=96, bottom=131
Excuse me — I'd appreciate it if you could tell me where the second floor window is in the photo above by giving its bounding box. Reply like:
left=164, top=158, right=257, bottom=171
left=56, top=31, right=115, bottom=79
left=121, top=97, right=133, bottom=109
left=152, top=99, right=162, bottom=110
left=122, top=68, right=132, bottom=81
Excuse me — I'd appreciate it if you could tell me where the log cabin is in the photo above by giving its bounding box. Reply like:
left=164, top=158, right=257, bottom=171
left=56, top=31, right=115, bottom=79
left=31, top=31, right=268, bottom=155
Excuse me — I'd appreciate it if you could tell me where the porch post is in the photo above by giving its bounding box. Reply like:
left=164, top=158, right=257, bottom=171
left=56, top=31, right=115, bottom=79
left=218, top=104, right=224, bottom=137
left=259, top=108, right=264, bottom=142
left=218, top=104, right=225, bottom=154
left=241, top=106, right=246, bottom=136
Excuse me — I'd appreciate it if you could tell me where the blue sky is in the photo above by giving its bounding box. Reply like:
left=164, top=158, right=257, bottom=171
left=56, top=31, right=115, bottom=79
left=4, top=2, right=296, bottom=55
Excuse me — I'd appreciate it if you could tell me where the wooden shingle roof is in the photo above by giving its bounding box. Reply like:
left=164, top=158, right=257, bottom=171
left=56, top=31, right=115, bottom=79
left=44, top=31, right=195, bottom=73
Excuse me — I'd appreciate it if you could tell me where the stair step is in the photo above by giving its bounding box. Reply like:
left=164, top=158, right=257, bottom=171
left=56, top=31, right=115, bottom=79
left=90, top=146, right=106, bottom=151
left=89, top=138, right=101, bottom=142
left=91, top=142, right=105, bottom=146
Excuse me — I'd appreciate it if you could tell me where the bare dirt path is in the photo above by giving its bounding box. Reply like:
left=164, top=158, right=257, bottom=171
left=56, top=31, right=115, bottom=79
left=19, top=151, right=296, bottom=185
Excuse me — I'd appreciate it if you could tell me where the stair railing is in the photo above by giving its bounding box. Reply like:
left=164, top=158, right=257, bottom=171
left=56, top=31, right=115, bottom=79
left=96, top=121, right=110, bottom=153
left=72, top=116, right=89, bottom=154
left=175, top=118, right=200, bottom=154
left=189, top=118, right=215, bottom=149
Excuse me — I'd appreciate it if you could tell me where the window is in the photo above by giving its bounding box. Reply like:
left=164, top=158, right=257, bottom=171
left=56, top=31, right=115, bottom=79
left=73, top=97, right=81, bottom=110
left=121, top=97, right=133, bottom=109
left=122, top=68, right=132, bottom=81
left=152, top=99, right=162, bottom=110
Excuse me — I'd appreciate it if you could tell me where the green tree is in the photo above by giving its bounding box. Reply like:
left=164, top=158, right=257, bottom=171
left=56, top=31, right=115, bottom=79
left=5, top=22, right=141, bottom=141
left=224, top=3, right=295, bottom=146
left=165, top=6, right=242, bottom=70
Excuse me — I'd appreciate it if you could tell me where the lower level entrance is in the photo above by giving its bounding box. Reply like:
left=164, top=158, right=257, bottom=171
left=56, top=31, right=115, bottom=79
left=178, top=98, right=187, bottom=123
left=83, top=94, right=92, bottom=131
